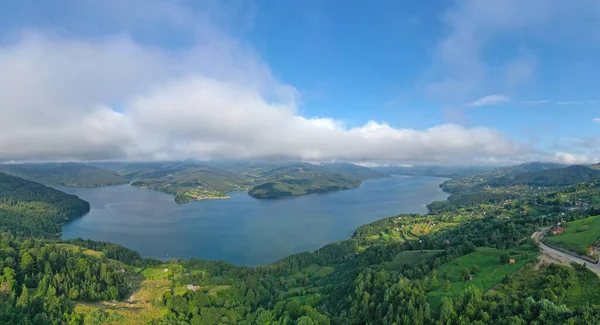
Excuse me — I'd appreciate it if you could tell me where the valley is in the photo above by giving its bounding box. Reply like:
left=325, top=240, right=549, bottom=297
left=2, top=161, right=600, bottom=324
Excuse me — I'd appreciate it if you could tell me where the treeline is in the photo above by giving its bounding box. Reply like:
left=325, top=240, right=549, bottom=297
left=61, top=238, right=161, bottom=267
left=0, top=172, right=90, bottom=237
left=427, top=191, right=520, bottom=214
left=0, top=233, right=129, bottom=324
left=353, top=215, right=421, bottom=239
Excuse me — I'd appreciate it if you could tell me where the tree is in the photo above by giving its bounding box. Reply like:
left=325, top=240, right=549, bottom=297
left=297, top=316, right=315, bottom=325
left=438, top=297, right=457, bottom=325
left=16, top=284, right=29, bottom=308
left=500, top=253, right=511, bottom=264
left=20, top=252, right=35, bottom=274
left=460, top=267, right=471, bottom=281
left=471, top=264, right=480, bottom=274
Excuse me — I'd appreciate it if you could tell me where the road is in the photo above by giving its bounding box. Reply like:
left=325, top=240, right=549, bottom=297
left=531, top=230, right=600, bottom=277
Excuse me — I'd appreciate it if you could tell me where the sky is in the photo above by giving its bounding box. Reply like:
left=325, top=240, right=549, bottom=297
left=1, top=0, right=599, bottom=165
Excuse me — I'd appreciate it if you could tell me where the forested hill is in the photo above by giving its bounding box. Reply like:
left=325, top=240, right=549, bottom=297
left=321, top=162, right=387, bottom=181
left=119, top=161, right=384, bottom=201
left=440, top=162, right=567, bottom=193
left=247, top=162, right=362, bottom=198
left=487, top=165, right=600, bottom=187
left=0, top=162, right=128, bottom=187
left=0, top=172, right=90, bottom=237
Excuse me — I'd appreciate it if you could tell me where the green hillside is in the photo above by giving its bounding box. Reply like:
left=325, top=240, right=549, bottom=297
left=426, top=246, right=538, bottom=310
left=487, top=165, right=600, bottom=187
left=0, top=163, right=128, bottom=187
left=124, top=163, right=250, bottom=203
left=121, top=161, right=380, bottom=201
left=0, top=172, right=90, bottom=237
left=440, top=162, right=566, bottom=193
left=544, top=215, right=600, bottom=255
left=247, top=162, right=361, bottom=198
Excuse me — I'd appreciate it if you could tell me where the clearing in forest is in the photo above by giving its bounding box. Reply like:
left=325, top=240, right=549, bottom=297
left=426, top=245, right=538, bottom=310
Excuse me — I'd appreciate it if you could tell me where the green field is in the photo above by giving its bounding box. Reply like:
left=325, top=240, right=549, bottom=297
left=365, top=221, right=458, bottom=245
left=544, top=215, right=600, bottom=255
left=427, top=246, right=538, bottom=310
left=383, top=250, right=444, bottom=269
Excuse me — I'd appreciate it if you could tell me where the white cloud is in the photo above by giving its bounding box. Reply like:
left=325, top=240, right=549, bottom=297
left=557, top=101, right=581, bottom=105
left=469, top=95, right=510, bottom=107
left=522, top=100, right=550, bottom=104
left=0, top=1, right=593, bottom=166
left=592, top=118, right=600, bottom=124
left=0, top=32, right=539, bottom=165
left=553, top=152, right=598, bottom=165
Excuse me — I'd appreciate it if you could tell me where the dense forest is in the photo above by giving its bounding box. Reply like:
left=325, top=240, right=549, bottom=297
left=0, top=172, right=90, bottom=237
left=0, top=234, right=131, bottom=324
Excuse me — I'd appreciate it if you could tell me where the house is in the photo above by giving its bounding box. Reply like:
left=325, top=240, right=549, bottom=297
left=509, top=259, right=516, bottom=264
left=552, top=227, right=565, bottom=235
left=163, top=268, right=169, bottom=272
left=118, top=268, right=126, bottom=273
left=187, top=284, right=200, bottom=291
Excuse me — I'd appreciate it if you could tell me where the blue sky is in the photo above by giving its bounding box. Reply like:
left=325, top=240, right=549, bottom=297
left=1, top=0, right=599, bottom=165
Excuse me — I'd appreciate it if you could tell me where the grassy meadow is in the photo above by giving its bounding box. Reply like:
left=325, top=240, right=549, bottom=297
left=544, top=215, right=600, bottom=255
left=426, top=245, right=539, bottom=310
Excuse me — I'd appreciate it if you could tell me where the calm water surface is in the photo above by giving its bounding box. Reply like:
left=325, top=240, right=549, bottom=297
left=60, top=175, right=449, bottom=266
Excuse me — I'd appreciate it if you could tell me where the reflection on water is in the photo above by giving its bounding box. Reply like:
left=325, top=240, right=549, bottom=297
left=60, top=175, right=449, bottom=266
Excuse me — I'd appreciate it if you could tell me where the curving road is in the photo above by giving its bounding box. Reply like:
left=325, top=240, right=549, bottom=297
left=532, top=230, right=600, bottom=277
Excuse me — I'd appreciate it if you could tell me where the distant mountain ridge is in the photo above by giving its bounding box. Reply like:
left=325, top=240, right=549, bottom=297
left=0, top=162, right=128, bottom=187
left=117, top=161, right=387, bottom=202
left=440, top=162, right=567, bottom=193
left=486, top=165, right=600, bottom=187
left=124, top=163, right=250, bottom=203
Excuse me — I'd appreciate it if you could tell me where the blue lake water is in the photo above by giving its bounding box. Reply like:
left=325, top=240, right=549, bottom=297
left=59, top=175, right=449, bottom=266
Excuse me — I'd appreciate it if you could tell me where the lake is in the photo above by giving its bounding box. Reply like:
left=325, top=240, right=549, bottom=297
left=60, top=175, right=449, bottom=266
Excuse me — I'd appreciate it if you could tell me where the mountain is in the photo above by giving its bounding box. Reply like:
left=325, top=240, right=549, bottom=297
left=487, top=165, right=600, bottom=187
left=0, top=172, right=90, bottom=237
left=440, top=162, right=567, bottom=193
left=321, top=162, right=387, bottom=181
left=247, top=162, right=361, bottom=198
left=123, top=163, right=250, bottom=203
left=0, top=162, right=128, bottom=187
left=118, top=161, right=386, bottom=201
